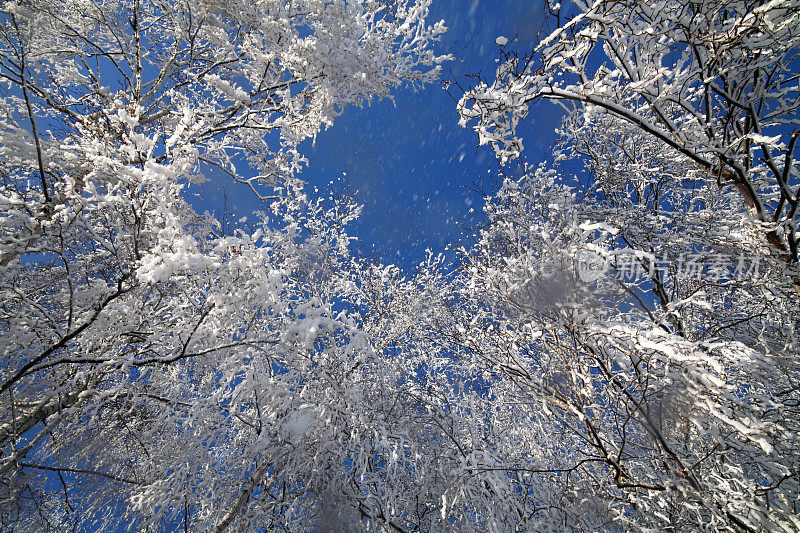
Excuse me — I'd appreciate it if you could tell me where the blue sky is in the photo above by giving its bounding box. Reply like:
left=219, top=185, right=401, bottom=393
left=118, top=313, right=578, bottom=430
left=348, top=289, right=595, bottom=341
left=204, top=1, right=563, bottom=269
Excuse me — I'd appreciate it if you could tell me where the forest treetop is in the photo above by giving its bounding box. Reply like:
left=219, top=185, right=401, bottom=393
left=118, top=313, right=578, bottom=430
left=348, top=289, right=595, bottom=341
left=1, top=1, right=798, bottom=531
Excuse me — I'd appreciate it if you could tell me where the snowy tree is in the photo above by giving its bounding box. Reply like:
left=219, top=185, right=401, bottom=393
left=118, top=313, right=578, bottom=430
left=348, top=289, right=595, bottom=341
left=455, top=157, right=798, bottom=530
left=452, top=1, right=800, bottom=530
left=3, top=0, right=798, bottom=530
left=0, top=0, right=448, bottom=529
left=459, top=0, right=800, bottom=265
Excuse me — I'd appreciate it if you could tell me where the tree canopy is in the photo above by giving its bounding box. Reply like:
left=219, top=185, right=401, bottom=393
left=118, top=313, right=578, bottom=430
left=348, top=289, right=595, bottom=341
left=1, top=0, right=798, bottom=531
